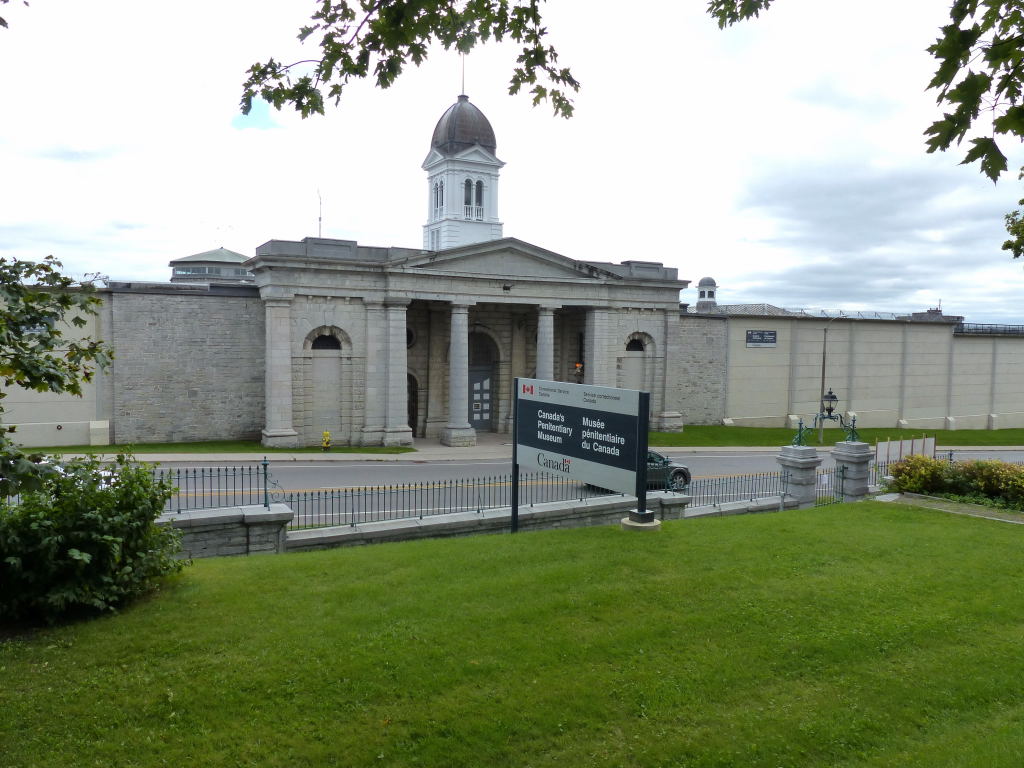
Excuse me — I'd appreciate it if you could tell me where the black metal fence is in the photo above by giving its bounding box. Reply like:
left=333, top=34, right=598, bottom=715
left=152, top=457, right=913, bottom=529
left=282, top=472, right=617, bottom=530
left=685, top=472, right=784, bottom=507
left=156, top=462, right=271, bottom=513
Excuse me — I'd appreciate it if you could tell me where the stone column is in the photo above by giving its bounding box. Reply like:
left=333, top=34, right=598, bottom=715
left=776, top=445, right=823, bottom=509
left=658, top=308, right=684, bottom=431
left=832, top=441, right=873, bottom=502
left=262, top=297, right=298, bottom=447
left=425, top=304, right=449, bottom=439
left=360, top=302, right=386, bottom=445
left=583, top=307, right=612, bottom=387
left=442, top=303, right=476, bottom=447
left=384, top=299, right=413, bottom=446
left=536, top=306, right=555, bottom=381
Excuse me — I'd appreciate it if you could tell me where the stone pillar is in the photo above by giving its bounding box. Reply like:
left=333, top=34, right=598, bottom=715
left=360, top=302, right=386, bottom=445
left=536, top=306, right=555, bottom=381
left=584, top=307, right=612, bottom=387
left=658, top=308, right=684, bottom=431
left=382, top=299, right=413, bottom=448
left=832, top=441, right=873, bottom=502
left=442, top=303, right=476, bottom=446
left=776, top=445, right=823, bottom=509
left=262, top=297, right=298, bottom=447
left=384, top=299, right=413, bottom=446
left=425, top=304, right=449, bottom=439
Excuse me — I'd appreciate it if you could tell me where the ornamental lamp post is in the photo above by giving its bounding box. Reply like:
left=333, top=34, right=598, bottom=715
left=810, top=387, right=860, bottom=443
left=816, top=387, right=840, bottom=443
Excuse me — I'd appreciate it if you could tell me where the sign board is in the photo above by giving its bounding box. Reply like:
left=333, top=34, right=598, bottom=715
left=514, top=378, right=647, bottom=496
left=745, top=330, right=777, bottom=348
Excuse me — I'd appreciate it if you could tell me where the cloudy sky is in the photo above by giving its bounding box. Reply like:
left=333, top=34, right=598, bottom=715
left=3, top=0, right=1023, bottom=321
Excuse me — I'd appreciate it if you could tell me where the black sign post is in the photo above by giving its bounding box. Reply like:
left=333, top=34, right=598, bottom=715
left=628, top=392, right=652, bottom=524
left=511, top=378, right=520, bottom=533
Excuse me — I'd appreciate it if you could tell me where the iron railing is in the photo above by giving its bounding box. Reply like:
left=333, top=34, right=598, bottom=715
left=284, top=472, right=620, bottom=530
left=143, top=456, right=967, bottom=526
left=156, top=461, right=271, bottom=513
left=685, top=472, right=784, bottom=507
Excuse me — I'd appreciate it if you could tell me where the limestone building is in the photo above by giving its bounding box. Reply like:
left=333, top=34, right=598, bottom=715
left=252, top=94, right=687, bottom=448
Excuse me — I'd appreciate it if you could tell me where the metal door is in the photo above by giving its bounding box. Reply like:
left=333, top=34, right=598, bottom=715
left=468, top=366, right=493, bottom=430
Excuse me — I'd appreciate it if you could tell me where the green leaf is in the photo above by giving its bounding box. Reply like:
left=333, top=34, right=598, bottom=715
left=961, top=136, right=1007, bottom=181
left=67, top=548, right=93, bottom=563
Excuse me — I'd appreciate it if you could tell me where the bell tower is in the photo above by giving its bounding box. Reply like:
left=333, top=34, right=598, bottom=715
left=422, top=95, right=504, bottom=250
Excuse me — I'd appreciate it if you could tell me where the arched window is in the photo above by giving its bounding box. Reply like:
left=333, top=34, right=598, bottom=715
left=474, top=181, right=484, bottom=219
left=432, top=180, right=444, bottom=220
left=464, top=179, right=473, bottom=218
left=626, top=339, right=645, bottom=352
left=311, top=334, right=341, bottom=350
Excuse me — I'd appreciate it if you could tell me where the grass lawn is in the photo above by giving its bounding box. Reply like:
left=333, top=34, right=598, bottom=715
left=650, top=425, right=1024, bottom=448
left=3, top=502, right=1024, bottom=766
left=21, top=439, right=415, bottom=455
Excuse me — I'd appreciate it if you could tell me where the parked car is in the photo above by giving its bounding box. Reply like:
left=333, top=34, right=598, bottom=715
left=645, top=450, right=691, bottom=491
left=587, top=450, right=691, bottom=493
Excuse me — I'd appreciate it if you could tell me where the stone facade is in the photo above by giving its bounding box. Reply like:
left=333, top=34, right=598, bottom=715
left=677, top=315, right=728, bottom=425
left=251, top=237, right=687, bottom=448
left=103, top=283, right=265, bottom=444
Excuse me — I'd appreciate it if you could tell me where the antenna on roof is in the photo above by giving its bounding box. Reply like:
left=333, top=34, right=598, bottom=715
left=317, top=188, right=322, bottom=238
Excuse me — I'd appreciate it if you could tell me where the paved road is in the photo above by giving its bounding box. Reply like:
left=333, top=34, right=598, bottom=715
left=159, top=448, right=1024, bottom=494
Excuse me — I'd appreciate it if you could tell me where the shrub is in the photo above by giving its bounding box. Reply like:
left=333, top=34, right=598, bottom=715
left=887, top=454, right=953, bottom=494
left=0, top=454, right=185, bottom=625
left=888, top=455, right=1024, bottom=511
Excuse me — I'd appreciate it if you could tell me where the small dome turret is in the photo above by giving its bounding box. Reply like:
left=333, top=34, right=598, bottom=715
left=696, top=277, right=718, bottom=310
left=430, top=95, right=497, bottom=157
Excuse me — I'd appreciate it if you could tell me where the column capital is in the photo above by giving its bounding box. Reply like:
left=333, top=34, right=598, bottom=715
left=264, top=296, right=293, bottom=308
left=537, top=305, right=560, bottom=314
left=450, top=303, right=472, bottom=314
left=384, top=297, right=412, bottom=308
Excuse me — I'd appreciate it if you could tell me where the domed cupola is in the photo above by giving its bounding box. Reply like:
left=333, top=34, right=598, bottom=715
left=430, top=94, right=497, bottom=156
left=696, top=277, right=718, bottom=311
left=422, top=95, right=505, bottom=251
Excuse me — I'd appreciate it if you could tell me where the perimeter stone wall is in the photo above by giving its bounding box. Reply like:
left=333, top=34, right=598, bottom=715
left=677, top=315, right=728, bottom=425
left=106, top=287, right=265, bottom=443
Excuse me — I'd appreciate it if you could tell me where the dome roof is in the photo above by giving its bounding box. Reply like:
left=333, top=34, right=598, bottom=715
left=698, top=276, right=717, bottom=287
left=430, top=95, right=497, bottom=157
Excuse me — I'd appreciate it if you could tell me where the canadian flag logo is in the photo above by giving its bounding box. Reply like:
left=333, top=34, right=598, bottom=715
left=522, top=383, right=534, bottom=395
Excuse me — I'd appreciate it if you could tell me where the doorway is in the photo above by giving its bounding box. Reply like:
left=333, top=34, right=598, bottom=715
left=468, top=332, right=498, bottom=431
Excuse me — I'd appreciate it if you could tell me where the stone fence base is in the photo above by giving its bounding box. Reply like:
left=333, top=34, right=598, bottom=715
left=160, top=504, right=292, bottom=559
left=160, top=489, right=805, bottom=559
left=286, top=492, right=692, bottom=552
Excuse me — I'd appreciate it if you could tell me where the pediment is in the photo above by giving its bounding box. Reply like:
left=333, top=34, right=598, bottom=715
left=403, top=239, right=620, bottom=281
left=422, top=144, right=503, bottom=170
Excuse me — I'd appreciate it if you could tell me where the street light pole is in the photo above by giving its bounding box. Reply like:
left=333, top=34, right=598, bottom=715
left=818, top=325, right=828, bottom=443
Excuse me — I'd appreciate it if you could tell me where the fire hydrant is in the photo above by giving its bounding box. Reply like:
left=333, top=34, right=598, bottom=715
left=321, top=430, right=331, bottom=451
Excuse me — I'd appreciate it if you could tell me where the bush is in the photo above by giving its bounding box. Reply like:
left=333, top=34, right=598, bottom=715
left=0, top=454, right=185, bottom=625
left=887, top=454, right=953, bottom=494
left=888, top=455, right=1024, bottom=511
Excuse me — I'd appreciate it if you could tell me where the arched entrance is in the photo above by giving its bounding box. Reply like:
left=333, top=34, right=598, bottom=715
left=618, top=334, right=652, bottom=391
left=311, top=333, right=343, bottom=438
left=468, top=331, right=498, bottom=430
